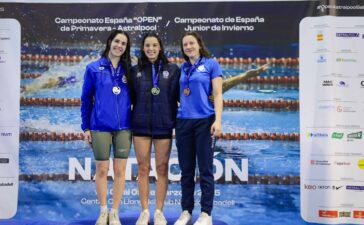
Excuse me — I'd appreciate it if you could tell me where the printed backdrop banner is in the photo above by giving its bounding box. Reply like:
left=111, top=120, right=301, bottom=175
left=0, top=1, right=363, bottom=225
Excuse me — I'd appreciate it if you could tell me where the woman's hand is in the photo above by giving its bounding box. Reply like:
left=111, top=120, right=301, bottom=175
left=84, top=130, right=92, bottom=148
left=211, top=120, right=222, bottom=137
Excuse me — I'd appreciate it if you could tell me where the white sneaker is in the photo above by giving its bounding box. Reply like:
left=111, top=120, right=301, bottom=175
left=109, top=209, right=122, bottom=225
left=174, top=210, right=192, bottom=225
left=193, top=212, right=212, bottom=225
left=136, top=209, right=150, bottom=225
left=95, top=210, right=108, bottom=225
left=154, top=209, right=167, bottom=225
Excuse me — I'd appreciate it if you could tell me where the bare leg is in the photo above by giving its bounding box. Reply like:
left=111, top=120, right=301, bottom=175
left=153, top=139, right=172, bottom=210
left=95, top=160, right=110, bottom=207
left=111, top=158, right=128, bottom=209
left=134, top=136, right=152, bottom=210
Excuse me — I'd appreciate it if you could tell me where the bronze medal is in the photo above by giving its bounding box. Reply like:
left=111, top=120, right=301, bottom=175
left=183, top=88, right=190, bottom=96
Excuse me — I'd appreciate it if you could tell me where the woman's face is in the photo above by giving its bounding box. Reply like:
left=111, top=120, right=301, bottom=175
left=182, top=35, right=201, bottom=60
left=109, top=33, right=128, bottom=58
left=143, top=37, right=161, bottom=63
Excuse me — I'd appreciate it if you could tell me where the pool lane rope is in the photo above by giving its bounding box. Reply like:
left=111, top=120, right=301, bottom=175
left=21, top=54, right=299, bottom=66
left=18, top=173, right=300, bottom=184
left=20, top=97, right=299, bottom=111
left=20, top=131, right=299, bottom=141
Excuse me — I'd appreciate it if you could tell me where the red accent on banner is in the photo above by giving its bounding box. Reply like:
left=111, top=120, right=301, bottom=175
left=353, top=211, right=364, bottom=219
left=319, top=210, right=338, bottom=218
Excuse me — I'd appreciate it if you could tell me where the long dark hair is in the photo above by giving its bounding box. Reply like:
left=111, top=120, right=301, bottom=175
left=138, top=33, right=169, bottom=69
left=102, top=30, right=131, bottom=76
left=180, top=31, right=211, bottom=62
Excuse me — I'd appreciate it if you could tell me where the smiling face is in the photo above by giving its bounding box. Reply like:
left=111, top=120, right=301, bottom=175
left=182, top=35, right=201, bottom=61
left=108, top=33, right=128, bottom=59
left=143, top=37, right=161, bottom=63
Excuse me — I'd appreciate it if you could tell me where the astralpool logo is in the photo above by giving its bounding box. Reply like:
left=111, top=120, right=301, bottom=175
left=331, top=132, right=344, bottom=139
left=307, top=132, right=328, bottom=138
left=336, top=58, right=356, bottom=62
left=317, top=55, right=327, bottom=63
left=347, top=131, right=362, bottom=139
left=336, top=32, right=359, bottom=38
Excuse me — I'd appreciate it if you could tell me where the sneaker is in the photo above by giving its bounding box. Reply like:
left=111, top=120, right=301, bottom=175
left=109, top=209, right=122, bottom=225
left=136, top=209, right=150, bottom=225
left=193, top=212, right=212, bottom=225
left=95, top=210, right=108, bottom=225
left=174, top=210, right=192, bottom=225
left=154, top=209, right=167, bottom=225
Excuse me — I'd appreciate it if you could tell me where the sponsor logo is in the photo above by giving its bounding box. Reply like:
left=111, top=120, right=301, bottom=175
left=346, top=185, right=364, bottom=191
left=317, top=55, right=327, bottom=63
left=0, top=56, right=4, bottom=64
left=318, top=105, right=335, bottom=111
left=361, top=81, right=364, bottom=88
left=334, top=161, right=351, bottom=166
left=336, top=106, right=356, bottom=113
left=339, top=211, right=351, bottom=217
left=338, top=81, right=348, bottom=87
left=307, top=132, right=328, bottom=138
left=0, top=158, right=9, bottom=164
left=311, top=160, right=331, bottom=166
left=336, top=58, right=357, bottom=62
left=347, top=131, right=362, bottom=139
left=317, top=32, right=324, bottom=41
left=354, top=211, right=364, bottom=219
left=322, top=80, right=333, bottom=86
left=336, top=32, right=360, bottom=38
left=358, top=159, right=364, bottom=170
left=332, top=132, right=344, bottom=139
left=0, top=182, right=13, bottom=187
left=304, top=184, right=337, bottom=190
left=319, top=210, right=338, bottom=218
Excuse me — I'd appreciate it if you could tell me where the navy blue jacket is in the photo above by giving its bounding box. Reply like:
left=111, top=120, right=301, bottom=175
left=130, top=62, right=180, bottom=135
left=81, top=57, right=131, bottom=131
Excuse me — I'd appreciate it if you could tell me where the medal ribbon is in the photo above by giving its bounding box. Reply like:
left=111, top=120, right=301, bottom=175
left=152, top=61, right=162, bottom=88
left=108, top=58, right=125, bottom=87
left=184, top=57, right=202, bottom=90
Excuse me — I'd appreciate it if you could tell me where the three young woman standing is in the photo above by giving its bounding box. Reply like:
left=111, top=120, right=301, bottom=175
left=81, top=30, right=222, bottom=225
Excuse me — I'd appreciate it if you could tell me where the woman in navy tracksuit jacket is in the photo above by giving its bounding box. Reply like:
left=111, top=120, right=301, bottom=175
left=81, top=30, right=132, bottom=225
left=129, top=33, right=180, bottom=225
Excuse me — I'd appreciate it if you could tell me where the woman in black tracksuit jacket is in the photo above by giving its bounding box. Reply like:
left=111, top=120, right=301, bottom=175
left=129, top=33, right=180, bottom=225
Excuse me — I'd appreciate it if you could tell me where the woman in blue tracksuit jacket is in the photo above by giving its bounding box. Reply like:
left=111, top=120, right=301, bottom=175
left=174, top=32, right=223, bottom=225
left=81, top=30, right=132, bottom=225
left=129, top=33, right=180, bottom=225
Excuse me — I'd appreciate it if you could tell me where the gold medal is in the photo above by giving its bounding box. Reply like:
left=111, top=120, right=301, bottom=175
left=151, top=87, right=160, bottom=95
left=183, top=88, right=190, bottom=96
